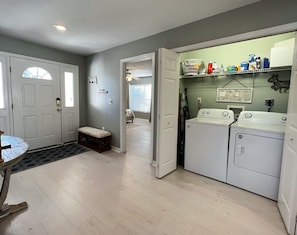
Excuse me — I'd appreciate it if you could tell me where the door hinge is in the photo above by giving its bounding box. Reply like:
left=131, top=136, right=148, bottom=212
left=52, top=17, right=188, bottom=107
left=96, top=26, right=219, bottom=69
left=11, top=104, right=13, bottom=109
left=9, top=67, right=11, bottom=73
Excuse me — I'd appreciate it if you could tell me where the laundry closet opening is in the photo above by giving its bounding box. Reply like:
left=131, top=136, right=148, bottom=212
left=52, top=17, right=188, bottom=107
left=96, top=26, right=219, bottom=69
left=178, top=32, right=294, bottom=119
left=174, top=31, right=295, bottom=170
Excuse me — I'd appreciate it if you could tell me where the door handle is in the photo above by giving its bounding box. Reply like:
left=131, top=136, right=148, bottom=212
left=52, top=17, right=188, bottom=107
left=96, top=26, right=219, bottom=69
left=237, top=145, right=244, bottom=155
left=56, top=98, right=61, bottom=111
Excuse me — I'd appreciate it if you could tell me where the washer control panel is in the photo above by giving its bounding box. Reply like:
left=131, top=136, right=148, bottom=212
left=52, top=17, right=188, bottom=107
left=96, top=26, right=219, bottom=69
left=198, top=109, right=234, bottom=120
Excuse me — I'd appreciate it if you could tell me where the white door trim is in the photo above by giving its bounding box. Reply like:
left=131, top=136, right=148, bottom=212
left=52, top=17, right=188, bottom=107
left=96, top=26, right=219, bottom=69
left=120, top=52, right=155, bottom=163
left=0, top=54, right=12, bottom=134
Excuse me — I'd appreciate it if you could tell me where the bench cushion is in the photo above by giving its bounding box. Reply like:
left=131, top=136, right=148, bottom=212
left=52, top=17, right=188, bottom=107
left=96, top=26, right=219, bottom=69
left=78, top=127, right=111, bottom=138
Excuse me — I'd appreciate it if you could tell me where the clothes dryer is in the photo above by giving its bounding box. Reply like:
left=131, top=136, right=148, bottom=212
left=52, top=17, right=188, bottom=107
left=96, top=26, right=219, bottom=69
left=227, top=111, right=287, bottom=200
left=184, top=109, right=235, bottom=182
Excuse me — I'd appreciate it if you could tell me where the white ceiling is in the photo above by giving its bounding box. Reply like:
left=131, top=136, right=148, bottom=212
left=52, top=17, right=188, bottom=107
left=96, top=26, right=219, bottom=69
left=127, top=60, right=153, bottom=78
left=0, top=0, right=260, bottom=56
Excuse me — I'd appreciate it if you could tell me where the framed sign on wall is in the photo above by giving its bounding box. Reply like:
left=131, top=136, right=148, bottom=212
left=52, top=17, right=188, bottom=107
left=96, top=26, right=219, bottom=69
left=216, top=88, right=253, bottom=103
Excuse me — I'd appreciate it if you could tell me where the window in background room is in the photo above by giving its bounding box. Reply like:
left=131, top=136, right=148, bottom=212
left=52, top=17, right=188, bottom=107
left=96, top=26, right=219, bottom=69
left=0, top=62, right=4, bottom=108
left=64, top=72, right=74, bottom=107
left=129, top=83, right=151, bottom=113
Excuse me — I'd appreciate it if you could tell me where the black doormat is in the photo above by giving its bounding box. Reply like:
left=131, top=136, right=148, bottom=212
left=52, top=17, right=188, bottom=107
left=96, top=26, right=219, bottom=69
left=12, top=143, right=89, bottom=174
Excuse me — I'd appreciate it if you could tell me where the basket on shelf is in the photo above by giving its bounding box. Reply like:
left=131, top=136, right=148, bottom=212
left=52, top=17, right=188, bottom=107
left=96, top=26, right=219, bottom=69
left=181, top=59, right=204, bottom=75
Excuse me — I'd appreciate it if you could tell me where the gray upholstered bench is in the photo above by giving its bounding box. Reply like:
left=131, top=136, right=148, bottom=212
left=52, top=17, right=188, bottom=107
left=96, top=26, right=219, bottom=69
left=78, top=127, right=111, bottom=153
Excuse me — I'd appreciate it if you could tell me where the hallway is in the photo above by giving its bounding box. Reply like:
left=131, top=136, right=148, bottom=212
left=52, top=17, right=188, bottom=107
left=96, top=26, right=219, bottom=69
left=126, top=118, right=151, bottom=159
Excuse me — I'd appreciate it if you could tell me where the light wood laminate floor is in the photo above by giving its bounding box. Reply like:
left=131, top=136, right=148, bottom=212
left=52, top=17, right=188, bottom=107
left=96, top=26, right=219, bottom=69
left=0, top=119, right=287, bottom=234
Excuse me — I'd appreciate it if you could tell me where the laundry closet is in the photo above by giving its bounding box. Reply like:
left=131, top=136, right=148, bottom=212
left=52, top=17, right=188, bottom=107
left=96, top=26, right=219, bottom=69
left=178, top=32, right=294, bottom=118
left=177, top=32, right=294, bottom=166
left=176, top=31, right=297, bottom=234
left=177, top=32, right=296, bottom=190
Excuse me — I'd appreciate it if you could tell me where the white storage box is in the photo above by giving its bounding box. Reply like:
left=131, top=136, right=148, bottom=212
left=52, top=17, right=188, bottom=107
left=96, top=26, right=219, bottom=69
left=270, top=47, right=294, bottom=67
left=270, top=37, right=295, bottom=67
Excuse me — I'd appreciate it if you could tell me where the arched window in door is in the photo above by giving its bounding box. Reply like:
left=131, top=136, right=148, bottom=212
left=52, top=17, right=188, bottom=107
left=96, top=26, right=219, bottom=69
left=22, top=67, right=52, bottom=80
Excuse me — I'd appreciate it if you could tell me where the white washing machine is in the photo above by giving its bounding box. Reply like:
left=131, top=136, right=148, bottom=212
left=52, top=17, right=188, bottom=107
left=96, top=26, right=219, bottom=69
left=227, top=111, right=287, bottom=200
left=184, top=108, right=235, bottom=182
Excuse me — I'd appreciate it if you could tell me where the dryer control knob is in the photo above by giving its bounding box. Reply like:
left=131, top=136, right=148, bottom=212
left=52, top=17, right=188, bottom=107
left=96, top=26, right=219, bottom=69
left=244, top=113, right=252, bottom=119
left=222, top=111, right=229, bottom=118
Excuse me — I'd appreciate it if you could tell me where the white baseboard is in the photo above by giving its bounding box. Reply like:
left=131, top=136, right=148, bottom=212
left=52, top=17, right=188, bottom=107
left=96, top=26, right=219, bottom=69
left=111, top=146, right=121, bottom=153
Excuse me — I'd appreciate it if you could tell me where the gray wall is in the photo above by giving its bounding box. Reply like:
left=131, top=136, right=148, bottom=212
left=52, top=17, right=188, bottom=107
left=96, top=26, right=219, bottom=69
left=0, top=34, right=87, bottom=126
left=86, top=0, right=297, bottom=148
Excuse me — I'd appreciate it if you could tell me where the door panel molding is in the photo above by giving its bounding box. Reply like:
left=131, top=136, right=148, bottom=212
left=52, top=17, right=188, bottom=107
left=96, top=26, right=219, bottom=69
left=278, top=32, right=297, bottom=235
left=156, top=48, right=179, bottom=178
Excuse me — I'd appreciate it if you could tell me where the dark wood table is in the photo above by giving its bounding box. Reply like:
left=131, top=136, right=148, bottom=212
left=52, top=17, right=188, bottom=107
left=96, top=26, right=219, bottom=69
left=0, top=135, right=29, bottom=218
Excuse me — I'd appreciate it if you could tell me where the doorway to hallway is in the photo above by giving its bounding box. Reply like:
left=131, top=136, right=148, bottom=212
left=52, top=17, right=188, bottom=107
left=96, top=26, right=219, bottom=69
left=120, top=52, right=155, bottom=163
left=126, top=118, right=151, bottom=159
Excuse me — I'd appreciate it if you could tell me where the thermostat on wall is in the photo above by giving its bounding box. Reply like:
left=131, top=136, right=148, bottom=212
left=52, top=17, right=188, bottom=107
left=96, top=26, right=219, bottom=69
left=88, top=76, right=97, bottom=84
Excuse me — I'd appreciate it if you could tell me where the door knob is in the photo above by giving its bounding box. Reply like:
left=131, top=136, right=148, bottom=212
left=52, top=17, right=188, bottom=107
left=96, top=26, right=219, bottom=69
left=56, top=98, right=62, bottom=111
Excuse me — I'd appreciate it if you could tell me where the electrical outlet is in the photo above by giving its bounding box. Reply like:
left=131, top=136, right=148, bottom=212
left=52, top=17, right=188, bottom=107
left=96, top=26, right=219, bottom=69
left=265, top=98, right=274, bottom=106
left=197, top=97, right=202, bottom=104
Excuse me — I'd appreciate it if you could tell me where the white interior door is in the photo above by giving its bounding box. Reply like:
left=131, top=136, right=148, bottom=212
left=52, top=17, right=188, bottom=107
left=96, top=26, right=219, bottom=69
left=10, top=57, right=61, bottom=150
left=278, top=32, right=297, bottom=235
left=156, top=48, right=179, bottom=178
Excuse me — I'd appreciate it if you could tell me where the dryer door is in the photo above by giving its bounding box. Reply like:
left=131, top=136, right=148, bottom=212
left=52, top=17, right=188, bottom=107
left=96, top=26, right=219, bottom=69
left=234, top=133, right=284, bottom=177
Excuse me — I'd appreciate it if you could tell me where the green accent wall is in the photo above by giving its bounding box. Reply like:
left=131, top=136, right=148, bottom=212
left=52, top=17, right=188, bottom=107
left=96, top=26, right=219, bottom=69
left=179, top=32, right=295, bottom=117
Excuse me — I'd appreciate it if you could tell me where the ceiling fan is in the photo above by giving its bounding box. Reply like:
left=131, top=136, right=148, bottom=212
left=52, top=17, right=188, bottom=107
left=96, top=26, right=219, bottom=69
left=126, top=69, right=140, bottom=82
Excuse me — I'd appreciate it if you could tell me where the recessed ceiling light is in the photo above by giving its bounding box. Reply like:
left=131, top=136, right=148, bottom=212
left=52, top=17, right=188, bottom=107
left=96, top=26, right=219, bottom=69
left=53, top=24, right=67, bottom=31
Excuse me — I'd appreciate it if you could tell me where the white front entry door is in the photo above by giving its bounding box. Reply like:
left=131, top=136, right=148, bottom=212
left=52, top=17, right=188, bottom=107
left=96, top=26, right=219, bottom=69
left=156, top=48, right=179, bottom=178
left=278, top=32, right=297, bottom=235
left=10, top=57, right=62, bottom=150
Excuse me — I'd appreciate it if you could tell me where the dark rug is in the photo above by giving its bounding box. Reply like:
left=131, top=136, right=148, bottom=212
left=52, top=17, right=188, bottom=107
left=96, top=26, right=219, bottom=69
left=12, top=143, right=89, bottom=173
